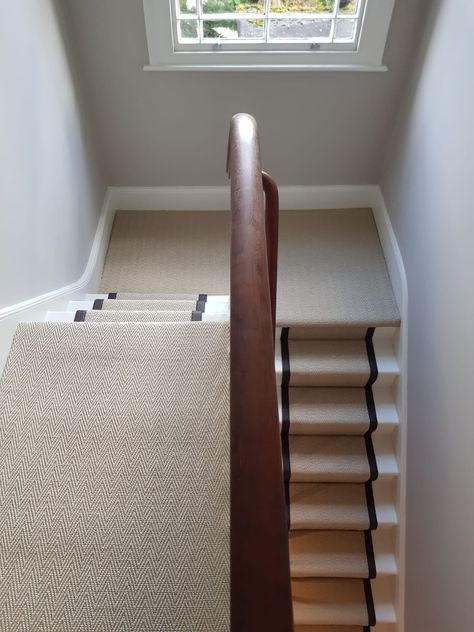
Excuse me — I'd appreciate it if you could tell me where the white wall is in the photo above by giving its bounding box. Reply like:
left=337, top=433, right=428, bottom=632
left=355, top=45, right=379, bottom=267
left=63, top=0, right=428, bottom=187
left=0, top=0, right=106, bottom=310
left=380, top=1, right=474, bottom=630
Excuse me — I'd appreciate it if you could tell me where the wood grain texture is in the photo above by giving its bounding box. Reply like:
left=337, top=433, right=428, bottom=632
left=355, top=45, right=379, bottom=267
left=227, top=114, right=293, bottom=632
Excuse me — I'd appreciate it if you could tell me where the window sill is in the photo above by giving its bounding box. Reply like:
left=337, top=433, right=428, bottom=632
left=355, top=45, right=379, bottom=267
left=143, top=63, right=388, bottom=72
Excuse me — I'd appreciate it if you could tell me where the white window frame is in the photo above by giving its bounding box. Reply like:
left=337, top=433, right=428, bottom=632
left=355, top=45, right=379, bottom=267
left=143, top=0, right=396, bottom=71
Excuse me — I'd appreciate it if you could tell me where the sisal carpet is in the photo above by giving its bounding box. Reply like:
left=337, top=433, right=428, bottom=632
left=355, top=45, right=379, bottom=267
left=0, top=321, right=230, bottom=631
left=82, top=309, right=195, bottom=322
left=292, top=578, right=373, bottom=626
left=100, top=210, right=400, bottom=328
left=289, top=530, right=372, bottom=578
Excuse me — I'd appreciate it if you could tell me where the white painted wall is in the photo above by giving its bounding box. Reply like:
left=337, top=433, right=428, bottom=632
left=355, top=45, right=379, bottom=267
left=380, top=1, right=474, bottom=630
left=63, top=0, right=428, bottom=187
left=0, top=0, right=106, bottom=310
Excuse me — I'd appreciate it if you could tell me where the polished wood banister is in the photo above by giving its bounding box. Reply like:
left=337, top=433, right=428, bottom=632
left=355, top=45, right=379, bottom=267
left=227, top=113, right=293, bottom=632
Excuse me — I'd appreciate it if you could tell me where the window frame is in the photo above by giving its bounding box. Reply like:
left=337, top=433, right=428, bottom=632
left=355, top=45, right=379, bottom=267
left=143, top=0, right=396, bottom=71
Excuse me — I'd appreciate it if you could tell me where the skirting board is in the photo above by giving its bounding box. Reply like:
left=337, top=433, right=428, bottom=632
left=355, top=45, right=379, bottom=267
left=108, top=184, right=379, bottom=212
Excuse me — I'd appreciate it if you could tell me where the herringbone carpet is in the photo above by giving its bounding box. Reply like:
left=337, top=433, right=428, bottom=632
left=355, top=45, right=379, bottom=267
left=0, top=321, right=230, bottom=631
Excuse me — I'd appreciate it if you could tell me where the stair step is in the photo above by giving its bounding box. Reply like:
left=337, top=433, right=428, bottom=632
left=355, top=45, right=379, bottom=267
left=291, top=578, right=374, bottom=626
left=67, top=299, right=229, bottom=315
left=279, top=386, right=399, bottom=436
left=275, top=339, right=398, bottom=388
left=288, top=435, right=397, bottom=484
left=290, top=481, right=396, bottom=531
left=289, top=529, right=396, bottom=578
left=46, top=311, right=229, bottom=323
left=292, top=577, right=395, bottom=626
left=86, top=293, right=229, bottom=305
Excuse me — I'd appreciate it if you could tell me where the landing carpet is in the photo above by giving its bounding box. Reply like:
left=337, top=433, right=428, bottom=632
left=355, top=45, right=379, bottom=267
left=100, top=209, right=400, bottom=327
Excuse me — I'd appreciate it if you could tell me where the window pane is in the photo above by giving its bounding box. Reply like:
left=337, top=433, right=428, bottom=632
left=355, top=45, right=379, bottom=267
left=338, top=0, right=359, bottom=15
left=177, top=0, right=197, bottom=15
left=203, top=19, right=264, bottom=38
left=334, top=17, right=357, bottom=40
left=269, top=0, right=335, bottom=14
left=178, top=19, right=199, bottom=39
left=202, top=0, right=264, bottom=14
left=269, top=18, right=332, bottom=39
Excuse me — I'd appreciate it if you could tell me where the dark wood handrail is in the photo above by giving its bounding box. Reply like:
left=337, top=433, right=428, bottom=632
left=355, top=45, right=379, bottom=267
left=227, top=113, right=293, bottom=632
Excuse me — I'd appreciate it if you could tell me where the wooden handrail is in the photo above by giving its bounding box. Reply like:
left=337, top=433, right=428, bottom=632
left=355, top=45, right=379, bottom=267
left=227, top=113, right=293, bottom=632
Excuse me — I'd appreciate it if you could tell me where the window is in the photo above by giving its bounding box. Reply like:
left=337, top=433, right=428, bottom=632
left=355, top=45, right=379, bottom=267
left=143, top=0, right=395, bottom=71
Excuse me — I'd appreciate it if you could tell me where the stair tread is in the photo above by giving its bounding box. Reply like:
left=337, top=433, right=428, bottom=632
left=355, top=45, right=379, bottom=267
left=276, top=339, right=398, bottom=388
left=289, top=530, right=371, bottom=578
left=288, top=435, right=398, bottom=484
left=99, top=299, right=198, bottom=311
left=279, top=386, right=399, bottom=435
left=289, top=529, right=397, bottom=578
left=68, top=299, right=229, bottom=315
left=81, top=310, right=195, bottom=323
left=292, top=577, right=396, bottom=625
left=284, top=339, right=370, bottom=387
left=292, top=578, right=372, bottom=626
left=86, top=293, right=230, bottom=303
left=290, top=483, right=373, bottom=531
left=289, top=436, right=373, bottom=483
left=290, top=481, right=396, bottom=530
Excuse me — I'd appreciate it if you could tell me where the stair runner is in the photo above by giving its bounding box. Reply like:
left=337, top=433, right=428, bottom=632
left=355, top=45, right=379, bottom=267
left=1, top=291, right=398, bottom=629
left=278, top=326, right=383, bottom=628
left=0, top=309, right=230, bottom=630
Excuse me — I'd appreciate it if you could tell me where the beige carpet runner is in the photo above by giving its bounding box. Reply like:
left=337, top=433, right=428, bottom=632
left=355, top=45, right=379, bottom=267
left=279, top=326, right=380, bottom=628
left=0, top=320, right=230, bottom=630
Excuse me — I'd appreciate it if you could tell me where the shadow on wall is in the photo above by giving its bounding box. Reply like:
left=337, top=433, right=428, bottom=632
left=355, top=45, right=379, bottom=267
left=0, top=0, right=106, bottom=310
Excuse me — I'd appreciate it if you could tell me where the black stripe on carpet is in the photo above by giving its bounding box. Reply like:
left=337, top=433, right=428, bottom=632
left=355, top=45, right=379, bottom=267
left=191, top=311, right=203, bottom=321
left=198, top=294, right=208, bottom=302
left=365, top=328, right=379, bottom=388
left=364, top=434, right=379, bottom=482
left=364, top=328, right=379, bottom=434
left=363, top=579, right=376, bottom=627
left=281, top=327, right=291, bottom=528
left=364, top=530, right=377, bottom=579
left=365, top=385, right=378, bottom=434
left=74, top=311, right=87, bottom=322
left=196, top=300, right=206, bottom=313
left=364, top=482, right=378, bottom=530
left=107, top=293, right=117, bottom=299
left=92, top=299, right=104, bottom=310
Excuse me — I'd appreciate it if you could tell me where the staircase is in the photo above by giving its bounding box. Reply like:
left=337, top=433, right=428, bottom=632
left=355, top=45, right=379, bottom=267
left=1, top=282, right=401, bottom=631
left=0, top=115, right=404, bottom=631
left=40, top=287, right=401, bottom=631
left=277, top=326, right=400, bottom=631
